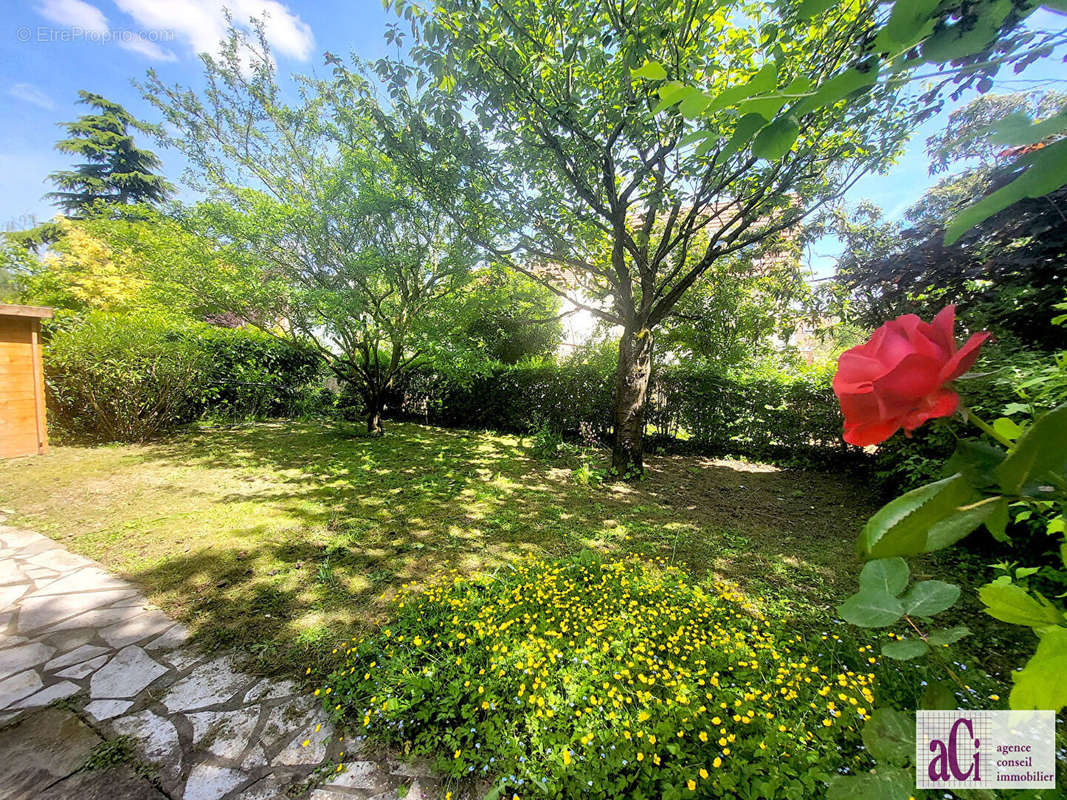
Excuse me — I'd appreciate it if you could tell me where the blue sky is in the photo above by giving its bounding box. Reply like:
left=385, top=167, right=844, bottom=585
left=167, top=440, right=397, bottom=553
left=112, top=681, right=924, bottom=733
left=2, top=0, right=1065, bottom=268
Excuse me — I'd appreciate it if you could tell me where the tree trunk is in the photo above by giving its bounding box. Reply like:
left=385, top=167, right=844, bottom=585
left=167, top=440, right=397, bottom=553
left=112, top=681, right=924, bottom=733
left=611, top=325, right=653, bottom=477
left=366, top=394, right=385, bottom=436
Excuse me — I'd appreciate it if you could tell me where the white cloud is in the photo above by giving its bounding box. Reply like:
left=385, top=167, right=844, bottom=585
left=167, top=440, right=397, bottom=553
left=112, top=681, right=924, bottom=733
left=117, top=35, right=177, bottom=61
left=113, top=0, right=314, bottom=61
left=35, top=0, right=109, bottom=35
left=9, top=83, right=56, bottom=110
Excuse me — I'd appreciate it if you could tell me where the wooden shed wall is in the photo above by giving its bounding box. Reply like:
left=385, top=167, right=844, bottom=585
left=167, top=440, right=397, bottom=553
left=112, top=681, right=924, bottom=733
left=0, top=315, right=48, bottom=458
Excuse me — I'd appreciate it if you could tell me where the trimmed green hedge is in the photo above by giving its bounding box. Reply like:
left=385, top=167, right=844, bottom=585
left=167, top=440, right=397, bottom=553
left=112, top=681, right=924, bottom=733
left=395, top=363, right=858, bottom=468
left=45, top=312, right=327, bottom=442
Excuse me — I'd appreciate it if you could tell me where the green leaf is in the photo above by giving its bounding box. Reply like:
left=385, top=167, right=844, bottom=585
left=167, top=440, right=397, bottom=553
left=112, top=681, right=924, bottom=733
left=881, top=638, right=929, bottom=660
left=827, top=768, right=913, bottom=800
left=737, top=94, right=790, bottom=120
left=796, top=0, right=839, bottom=20
left=652, top=82, right=690, bottom=113
left=901, top=580, right=961, bottom=616
left=993, top=417, right=1024, bottom=441
left=995, top=402, right=1067, bottom=495
left=875, top=0, right=941, bottom=53
left=718, top=113, right=770, bottom=159
left=792, top=67, right=878, bottom=117
left=632, top=61, right=667, bottom=81
left=1010, top=626, right=1067, bottom=711
left=752, top=115, right=799, bottom=160
left=979, top=582, right=1064, bottom=628
left=985, top=497, right=1010, bottom=542
left=678, top=130, right=713, bottom=148
left=748, top=61, right=779, bottom=94
left=990, top=109, right=1067, bottom=146
left=926, top=625, right=971, bottom=647
left=946, top=140, right=1067, bottom=244
left=943, top=439, right=1006, bottom=489
left=859, top=557, right=910, bottom=596
left=921, top=0, right=1013, bottom=63
left=679, top=91, right=712, bottom=119
left=861, top=708, right=916, bottom=765
left=858, top=474, right=991, bottom=558
left=706, top=61, right=779, bottom=115
left=920, top=679, right=957, bottom=710
left=837, top=589, right=905, bottom=627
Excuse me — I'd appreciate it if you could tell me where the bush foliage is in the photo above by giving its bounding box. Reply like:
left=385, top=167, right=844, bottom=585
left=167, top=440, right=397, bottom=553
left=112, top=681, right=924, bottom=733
left=324, top=555, right=889, bottom=800
left=45, top=313, right=325, bottom=442
left=397, top=363, right=854, bottom=468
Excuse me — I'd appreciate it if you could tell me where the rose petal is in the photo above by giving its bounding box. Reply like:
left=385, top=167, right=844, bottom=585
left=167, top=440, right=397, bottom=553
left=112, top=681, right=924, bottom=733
left=834, top=351, right=888, bottom=391
left=870, top=353, right=943, bottom=418
left=844, top=417, right=902, bottom=447
left=939, top=331, right=992, bottom=383
left=901, top=388, right=960, bottom=431
left=928, top=305, right=958, bottom=355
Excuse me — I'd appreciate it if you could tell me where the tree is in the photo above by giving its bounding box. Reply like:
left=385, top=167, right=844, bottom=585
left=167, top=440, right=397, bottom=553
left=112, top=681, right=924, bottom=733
left=364, top=0, right=909, bottom=475
left=655, top=233, right=807, bottom=372
left=46, top=91, right=172, bottom=216
left=834, top=92, right=1067, bottom=349
left=141, top=30, right=478, bottom=435
left=14, top=217, right=146, bottom=313
left=463, top=269, right=563, bottom=365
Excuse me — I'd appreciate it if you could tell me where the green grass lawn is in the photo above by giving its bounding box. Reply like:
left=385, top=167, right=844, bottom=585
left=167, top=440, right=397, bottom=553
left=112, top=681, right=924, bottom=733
left=0, top=419, right=919, bottom=678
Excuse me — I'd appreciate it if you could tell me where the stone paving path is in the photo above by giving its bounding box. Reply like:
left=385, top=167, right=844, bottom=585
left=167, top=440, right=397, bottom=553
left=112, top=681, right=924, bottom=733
left=0, top=523, right=441, bottom=800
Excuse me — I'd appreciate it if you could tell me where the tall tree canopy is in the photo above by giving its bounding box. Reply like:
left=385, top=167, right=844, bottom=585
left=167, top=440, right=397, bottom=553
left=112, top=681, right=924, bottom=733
left=363, top=0, right=910, bottom=474
left=834, top=91, right=1067, bottom=349
left=46, top=91, right=172, bottom=216
left=142, top=32, right=479, bottom=434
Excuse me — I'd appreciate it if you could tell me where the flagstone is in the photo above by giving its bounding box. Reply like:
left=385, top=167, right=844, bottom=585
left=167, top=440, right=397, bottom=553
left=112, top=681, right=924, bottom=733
left=44, top=643, right=110, bottom=672
left=111, top=710, right=183, bottom=787
left=0, top=669, right=42, bottom=710
left=188, top=705, right=261, bottom=760
left=100, top=609, right=175, bottom=649
left=39, top=626, right=95, bottom=651
left=0, top=642, right=55, bottom=679
left=13, top=680, right=79, bottom=709
left=0, top=707, right=100, bottom=798
left=244, top=678, right=297, bottom=704
left=144, top=622, right=189, bottom=651
left=84, top=698, right=133, bottom=721
left=90, top=645, right=167, bottom=699
left=272, top=720, right=330, bottom=766
left=38, top=602, right=145, bottom=635
left=183, top=764, right=248, bottom=800
left=0, top=524, right=414, bottom=800
left=18, top=589, right=140, bottom=632
left=29, top=567, right=131, bottom=597
left=163, top=656, right=250, bottom=711
left=326, top=761, right=384, bottom=791
left=0, top=584, right=28, bottom=609
left=57, top=653, right=109, bottom=678
left=0, top=560, right=28, bottom=587
left=24, top=549, right=94, bottom=572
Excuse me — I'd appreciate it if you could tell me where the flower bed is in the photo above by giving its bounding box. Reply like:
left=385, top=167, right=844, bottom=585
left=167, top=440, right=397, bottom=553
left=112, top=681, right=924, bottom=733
left=322, top=555, right=887, bottom=799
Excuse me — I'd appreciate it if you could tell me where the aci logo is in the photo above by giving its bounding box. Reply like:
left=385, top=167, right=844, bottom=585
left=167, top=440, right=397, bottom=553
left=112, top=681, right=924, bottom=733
left=916, top=710, right=1056, bottom=790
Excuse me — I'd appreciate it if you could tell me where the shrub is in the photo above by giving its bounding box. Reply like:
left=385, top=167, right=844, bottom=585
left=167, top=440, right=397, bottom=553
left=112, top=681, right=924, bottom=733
left=186, top=325, right=326, bottom=420
left=45, top=312, right=326, bottom=442
left=46, top=313, right=210, bottom=442
left=870, top=346, right=1067, bottom=493
left=397, top=363, right=856, bottom=469
left=323, top=555, right=887, bottom=800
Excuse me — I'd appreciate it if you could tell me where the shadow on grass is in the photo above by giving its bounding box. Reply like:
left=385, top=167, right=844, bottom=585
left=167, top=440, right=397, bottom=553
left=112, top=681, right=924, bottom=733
left=11, top=419, right=880, bottom=678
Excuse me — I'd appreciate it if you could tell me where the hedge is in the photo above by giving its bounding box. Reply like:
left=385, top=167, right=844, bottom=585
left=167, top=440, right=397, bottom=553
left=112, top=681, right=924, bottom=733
left=394, top=363, right=859, bottom=468
left=45, top=312, right=327, bottom=442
